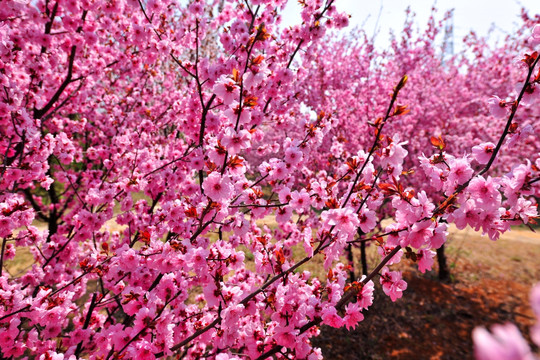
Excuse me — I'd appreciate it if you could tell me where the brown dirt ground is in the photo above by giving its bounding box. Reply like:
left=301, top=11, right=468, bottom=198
left=314, top=227, right=540, bottom=360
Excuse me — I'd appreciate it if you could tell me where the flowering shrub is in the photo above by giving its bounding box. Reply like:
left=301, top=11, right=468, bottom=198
left=1, top=0, right=539, bottom=359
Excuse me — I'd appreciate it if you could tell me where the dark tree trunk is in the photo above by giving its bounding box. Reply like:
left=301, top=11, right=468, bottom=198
left=360, top=241, right=368, bottom=276
left=437, top=244, right=450, bottom=281
left=346, top=244, right=355, bottom=282
left=357, top=228, right=368, bottom=276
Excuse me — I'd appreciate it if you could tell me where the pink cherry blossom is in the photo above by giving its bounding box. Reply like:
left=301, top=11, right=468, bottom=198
left=528, top=24, right=540, bottom=46
left=468, top=176, right=500, bottom=208
left=472, top=142, right=495, bottom=164
left=417, top=249, right=436, bottom=273
left=284, top=146, right=304, bottom=166
left=358, top=208, right=377, bottom=233
left=528, top=284, right=540, bottom=349
left=487, top=96, right=508, bottom=118
left=343, top=302, right=364, bottom=330
left=380, top=268, right=407, bottom=302
left=321, top=208, right=360, bottom=234
left=221, top=128, right=251, bottom=155
left=213, top=75, right=240, bottom=105
left=447, top=156, right=474, bottom=190
left=473, top=324, right=536, bottom=360
left=321, top=306, right=344, bottom=328
left=203, top=172, right=234, bottom=202
left=357, top=278, right=375, bottom=310
left=290, top=189, right=311, bottom=213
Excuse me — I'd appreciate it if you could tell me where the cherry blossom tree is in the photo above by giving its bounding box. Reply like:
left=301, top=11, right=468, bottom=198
left=280, top=9, right=540, bottom=281
left=1, top=0, right=540, bottom=359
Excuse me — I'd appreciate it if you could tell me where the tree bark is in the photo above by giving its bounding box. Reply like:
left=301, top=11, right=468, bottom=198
left=437, top=244, right=450, bottom=281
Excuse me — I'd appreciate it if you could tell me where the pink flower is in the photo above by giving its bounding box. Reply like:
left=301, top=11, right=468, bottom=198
left=417, top=249, right=435, bottom=273
left=358, top=208, right=376, bottom=233
left=221, top=128, right=251, bottom=155
left=202, top=281, right=220, bottom=307
left=224, top=104, right=251, bottom=125
left=130, top=340, right=157, bottom=360
left=118, top=247, right=139, bottom=271
left=188, top=248, right=210, bottom=272
left=380, top=135, right=408, bottom=177
left=419, top=154, right=444, bottom=191
left=213, top=75, right=239, bottom=105
left=528, top=24, right=540, bottom=47
left=506, top=124, right=534, bottom=148
left=284, top=146, right=303, bottom=166
left=430, top=223, right=448, bottom=249
left=516, top=82, right=540, bottom=105
left=243, top=68, right=268, bottom=89
left=414, top=190, right=435, bottom=219
left=447, top=156, right=473, bottom=189
left=268, top=160, right=289, bottom=180
left=405, top=220, right=433, bottom=249
left=473, top=324, right=535, bottom=360
left=278, top=187, right=292, bottom=203
left=357, top=278, right=375, bottom=310
left=510, top=198, right=538, bottom=224
left=505, top=163, right=533, bottom=196
left=451, top=198, right=479, bottom=230
left=220, top=32, right=234, bottom=52
left=472, top=142, right=495, bottom=164
left=274, top=328, right=299, bottom=348
left=321, top=306, right=344, bottom=328
left=216, top=354, right=240, bottom=360
left=487, top=96, right=508, bottom=118
left=0, top=144, right=15, bottom=157
left=531, top=284, right=540, bottom=347
left=380, top=268, right=407, bottom=302
left=289, top=189, right=311, bottom=213
left=146, top=0, right=162, bottom=14
left=321, top=208, right=360, bottom=234
left=343, top=302, right=364, bottom=330
left=203, top=172, right=234, bottom=202
left=188, top=1, right=204, bottom=15
left=334, top=13, right=350, bottom=29
left=468, top=176, right=500, bottom=209
left=134, top=307, right=156, bottom=332
left=276, top=205, right=293, bottom=223
left=131, top=24, right=148, bottom=42
left=38, top=352, right=75, bottom=360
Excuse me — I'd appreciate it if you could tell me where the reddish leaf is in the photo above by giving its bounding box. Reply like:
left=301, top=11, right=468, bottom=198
left=141, top=230, right=151, bottom=244
left=227, top=155, right=244, bottom=169
left=392, top=104, right=410, bottom=116
left=243, top=95, right=258, bottom=108
left=232, top=68, right=241, bottom=83
left=430, top=135, right=446, bottom=150
left=275, top=248, right=285, bottom=265
left=325, top=198, right=339, bottom=209
left=185, top=207, right=198, bottom=218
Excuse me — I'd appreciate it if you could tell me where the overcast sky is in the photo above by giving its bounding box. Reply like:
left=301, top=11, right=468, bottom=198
left=281, top=0, right=540, bottom=51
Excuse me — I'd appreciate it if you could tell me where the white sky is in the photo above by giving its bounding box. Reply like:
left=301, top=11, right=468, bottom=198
left=281, top=0, right=540, bottom=51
